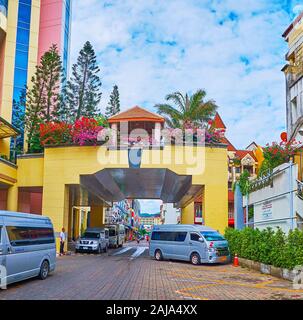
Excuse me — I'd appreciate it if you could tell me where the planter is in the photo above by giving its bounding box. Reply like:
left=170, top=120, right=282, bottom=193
left=251, top=261, right=261, bottom=272
left=238, top=258, right=295, bottom=282
left=260, top=263, right=271, bottom=275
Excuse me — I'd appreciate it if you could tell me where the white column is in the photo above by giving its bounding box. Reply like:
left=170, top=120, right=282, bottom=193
left=111, top=123, right=118, bottom=147
left=154, top=122, right=161, bottom=145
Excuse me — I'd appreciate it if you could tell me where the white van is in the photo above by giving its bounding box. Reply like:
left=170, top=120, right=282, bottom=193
left=0, top=211, right=56, bottom=287
left=149, top=224, right=230, bottom=265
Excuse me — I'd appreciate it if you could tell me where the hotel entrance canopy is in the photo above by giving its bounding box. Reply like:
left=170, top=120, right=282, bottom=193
left=80, top=168, right=202, bottom=207
left=0, top=117, right=20, bottom=139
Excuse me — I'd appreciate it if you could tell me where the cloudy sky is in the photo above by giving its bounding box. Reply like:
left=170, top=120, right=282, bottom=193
left=71, top=0, right=301, bottom=150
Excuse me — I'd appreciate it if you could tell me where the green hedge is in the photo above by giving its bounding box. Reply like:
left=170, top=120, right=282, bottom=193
left=224, top=227, right=303, bottom=269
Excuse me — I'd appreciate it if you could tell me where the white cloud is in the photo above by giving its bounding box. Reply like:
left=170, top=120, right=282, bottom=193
left=70, top=0, right=294, bottom=148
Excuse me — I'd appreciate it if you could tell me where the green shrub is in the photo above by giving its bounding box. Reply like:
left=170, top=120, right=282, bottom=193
left=224, top=227, right=303, bottom=270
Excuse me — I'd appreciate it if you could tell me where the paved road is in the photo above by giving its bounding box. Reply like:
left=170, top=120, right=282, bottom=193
left=1, top=241, right=303, bottom=300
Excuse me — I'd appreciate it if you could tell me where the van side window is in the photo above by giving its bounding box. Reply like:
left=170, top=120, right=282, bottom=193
left=190, top=233, right=201, bottom=242
left=0, top=227, right=2, bottom=244
left=151, top=231, right=187, bottom=242
left=6, top=226, right=55, bottom=246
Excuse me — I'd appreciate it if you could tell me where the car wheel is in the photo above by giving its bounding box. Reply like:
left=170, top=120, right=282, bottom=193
left=38, top=260, right=49, bottom=280
left=75, top=249, right=79, bottom=254
left=154, top=249, right=163, bottom=261
left=97, top=245, right=102, bottom=254
left=190, top=253, right=201, bottom=265
left=104, top=245, right=108, bottom=253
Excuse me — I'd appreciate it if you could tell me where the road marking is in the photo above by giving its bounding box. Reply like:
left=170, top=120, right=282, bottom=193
left=130, top=247, right=148, bottom=260
left=112, top=247, right=133, bottom=256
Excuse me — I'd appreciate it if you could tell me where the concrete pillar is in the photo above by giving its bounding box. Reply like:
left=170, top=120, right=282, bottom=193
left=7, top=184, right=18, bottom=212
left=90, top=205, right=104, bottom=227
left=204, top=184, right=228, bottom=234
left=42, top=184, right=70, bottom=252
left=154, top=122, right=161, bottom=144
left=181, top=202, right=194, bottom=224
left=111, top=123, right=118, bottom=147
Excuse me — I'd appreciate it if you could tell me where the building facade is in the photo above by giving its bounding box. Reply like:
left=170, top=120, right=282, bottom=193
left=283, top=11, right=303, bottom=141
left=0, top=0, right=72, bottom=158
left=211, top=113, right=259, bottom=227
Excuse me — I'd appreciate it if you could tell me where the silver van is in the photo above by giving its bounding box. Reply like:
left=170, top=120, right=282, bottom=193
left=0, top=211, right=56, bottom=287
left=75, top=228, right=109, bottom=253
left=106, top=224, right=125, bottom=248
left=149, top=224, right=230, bottom=265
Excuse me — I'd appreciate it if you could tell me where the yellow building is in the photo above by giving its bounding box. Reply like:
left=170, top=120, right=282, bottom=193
left=0, top=107, right=228, bottom=251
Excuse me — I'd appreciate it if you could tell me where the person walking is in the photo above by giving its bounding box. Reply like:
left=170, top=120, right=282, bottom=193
left=59, top=227, right=66, bottom=256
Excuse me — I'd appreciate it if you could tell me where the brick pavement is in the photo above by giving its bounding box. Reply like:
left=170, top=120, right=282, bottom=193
left=1, top=243, right=303, bottom=300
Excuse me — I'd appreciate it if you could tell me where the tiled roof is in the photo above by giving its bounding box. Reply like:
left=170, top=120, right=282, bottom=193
left=213, top=112, right=226, bottom=129
left=235, top=150, right=257, bottom=161
left=108, top=106, right=165, bottom=123
left=221, top=136, right=237, bottom=152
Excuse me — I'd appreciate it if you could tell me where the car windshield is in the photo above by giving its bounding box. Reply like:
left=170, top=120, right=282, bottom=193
left=82, top=232, right=100, bottom=239
left=201, top=231, right=225, bottom=241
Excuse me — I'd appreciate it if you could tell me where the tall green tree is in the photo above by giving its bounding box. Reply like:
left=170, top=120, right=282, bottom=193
left=105, top=85, right=120, bottom=118
left=65, top=41, right=102, bottom=121
left=24, top=45, right=63, bottom=153
left=154, top=89, right=218, bottom=129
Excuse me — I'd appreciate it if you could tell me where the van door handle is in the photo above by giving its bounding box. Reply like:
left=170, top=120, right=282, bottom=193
left=189, top=242, right=193, bottom=245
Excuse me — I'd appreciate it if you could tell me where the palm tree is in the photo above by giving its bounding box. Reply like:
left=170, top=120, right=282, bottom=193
left=154, top=89, right=218, bottom=129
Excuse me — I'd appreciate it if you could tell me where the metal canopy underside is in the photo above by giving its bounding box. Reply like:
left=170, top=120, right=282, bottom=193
left=80, top=168, right=202, bottom=207
left=0, top=117, right=20, bottom=139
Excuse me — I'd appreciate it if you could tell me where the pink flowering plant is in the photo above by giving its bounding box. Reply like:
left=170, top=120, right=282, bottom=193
left=71, top=117, right=103, bottom=146
left=258, top=139, right=300, bottom=176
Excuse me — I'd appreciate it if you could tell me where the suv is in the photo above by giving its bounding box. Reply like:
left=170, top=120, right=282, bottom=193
left=75, top=228, right=109, bottom=254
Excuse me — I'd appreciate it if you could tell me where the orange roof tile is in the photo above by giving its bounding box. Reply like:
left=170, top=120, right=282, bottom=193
left=221, top=136, right=237, bottom=152
left=213, top=112, right=226, bottom=129
left=108, top=106, right=165, bottom=123
left=235, top=150, right=257, bottom=161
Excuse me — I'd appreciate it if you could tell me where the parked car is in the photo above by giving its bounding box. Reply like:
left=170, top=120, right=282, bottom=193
left=0, top=211, right=56, bottom=287
left=75, top=228, right=109, bottom=253
left=149, top=224, right=230, bottom=265
left=106, top=224, right=125, bottom=248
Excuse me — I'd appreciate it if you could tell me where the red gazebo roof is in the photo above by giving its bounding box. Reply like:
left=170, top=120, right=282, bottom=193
left=108, top=106, right=165, bottom=123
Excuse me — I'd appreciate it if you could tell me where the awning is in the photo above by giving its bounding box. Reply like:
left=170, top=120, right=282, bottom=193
left=0, top=117, right=20, bottom=139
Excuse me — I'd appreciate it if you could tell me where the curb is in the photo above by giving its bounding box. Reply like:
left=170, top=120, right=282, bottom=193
left=238, top=257, right=296, bottom=282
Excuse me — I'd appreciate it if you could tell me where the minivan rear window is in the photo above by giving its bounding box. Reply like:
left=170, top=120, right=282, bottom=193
left=151, top=231, right=187, bottom=242
left=201, top=231, right=225, bottom=241
left=7, top=226, right=55, bottom=246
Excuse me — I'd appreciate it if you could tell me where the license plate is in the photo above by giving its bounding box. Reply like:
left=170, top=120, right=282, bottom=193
left=82, top=247, right=88, bottom=250
left=220, top=256, right=227, bottom=262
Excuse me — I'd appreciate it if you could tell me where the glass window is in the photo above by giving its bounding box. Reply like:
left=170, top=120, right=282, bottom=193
left=18, top=3, right=31, bottom=24
left=0, top=227, right=2, bottom=244
left=16, top=28, right=30, bottom=45
left=201, top=231, right=225, bottom=242
left=6, top=226, right=54, bottom=246
left=190, top=233, right=201, bottom=242
left=14, top=68, right=28, bottom=88
left=15, top=50, right=29, bottom=69
left=151, top=231, right=187, bottom=242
